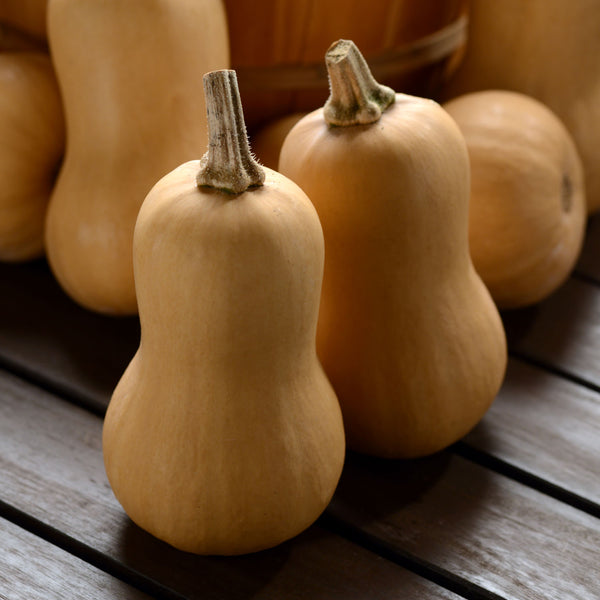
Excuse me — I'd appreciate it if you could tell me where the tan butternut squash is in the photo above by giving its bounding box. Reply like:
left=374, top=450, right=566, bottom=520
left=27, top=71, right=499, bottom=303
left=226, top=0, right=468, bottom=131
left=443, top=90, right=586, bottom=309
left=279, top=40, right=507, bottom=459
left=0, top=52, right=64, bottom=262
left=44, top=0, right=229, bottom=314
left=441, top=0, right=600, bottom=214
left=102, top=70, right=345, bottom=555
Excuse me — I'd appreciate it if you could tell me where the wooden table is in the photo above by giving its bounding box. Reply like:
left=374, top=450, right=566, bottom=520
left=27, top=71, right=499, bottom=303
left=1, top=216, right=600, bottom=600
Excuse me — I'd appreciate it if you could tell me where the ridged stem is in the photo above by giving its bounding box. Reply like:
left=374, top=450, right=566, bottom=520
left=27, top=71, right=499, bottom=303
left=324, top=39, right=396, bottom=127
left=197, top=69, right=265, bottom=194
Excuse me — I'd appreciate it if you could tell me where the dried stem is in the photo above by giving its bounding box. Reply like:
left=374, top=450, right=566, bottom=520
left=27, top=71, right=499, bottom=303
left=324, top=40, right=395, bottom=127
left=197, top=69, right=265, bottom=194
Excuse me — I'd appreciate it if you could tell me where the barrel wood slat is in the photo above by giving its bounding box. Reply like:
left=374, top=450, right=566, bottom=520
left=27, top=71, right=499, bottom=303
left=0, top=368, right=462, bottom=600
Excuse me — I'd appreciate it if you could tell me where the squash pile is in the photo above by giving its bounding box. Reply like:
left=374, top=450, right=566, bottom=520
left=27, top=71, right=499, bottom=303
left=0, top=1, right=595, bottom=555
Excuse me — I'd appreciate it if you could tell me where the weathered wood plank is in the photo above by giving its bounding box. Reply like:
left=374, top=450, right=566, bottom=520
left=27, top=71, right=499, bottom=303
left=3, top=259, right=599, bottom=501
left=2, top=368, right=599, bottom=600
left=0, top=259, right=139, bottom=413
left=503, top=276, right=600, bottom=387
left=464, top=358, right=600, bottom=506
left=330, top=451, right=600, bottom=600
left=0, top=516, right=151, bottom=600
left=0, top=369, right=461, bottom=600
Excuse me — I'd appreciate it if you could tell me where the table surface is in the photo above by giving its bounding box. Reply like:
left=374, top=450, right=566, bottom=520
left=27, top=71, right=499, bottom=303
left=1, top=215, right=600, bottom=600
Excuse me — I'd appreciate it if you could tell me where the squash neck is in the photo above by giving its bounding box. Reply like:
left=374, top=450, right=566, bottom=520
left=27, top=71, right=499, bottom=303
left=323, top=39, right=395, bottom=127
left=197, top=69, right=265, bottom=194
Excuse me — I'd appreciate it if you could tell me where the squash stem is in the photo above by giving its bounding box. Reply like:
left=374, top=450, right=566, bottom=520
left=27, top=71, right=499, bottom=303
left=197, top=69, right=265, bottom=194
left=324, top=39, right=395, bottom=127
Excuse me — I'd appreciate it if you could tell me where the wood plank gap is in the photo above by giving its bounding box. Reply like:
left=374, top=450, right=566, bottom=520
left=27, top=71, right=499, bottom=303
left=0, top=357, right=106, bottom=418
left=508, top=350, right=600, bottom=396
left=0, top=498, right=185, bottom=600
left=453, top=441, right=600, bottom=520
left=318, top=512, right=506, bottom=600
left=572, top=269, right=600, bottom=287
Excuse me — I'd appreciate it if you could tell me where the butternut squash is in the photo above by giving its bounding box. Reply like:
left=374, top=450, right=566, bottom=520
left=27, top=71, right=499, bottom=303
left=443, top=90, right=586, bottom=309
left=226, top=0, right=468, bottom=131
left=102, top=70, right=345, bottom=555
left=44, top=0, right=229, bottom=314
left=0, top=52, right=64, bottom=262
left=441, top=0, right=600, bottom=214
left=279, top=40, right=507, bottom=459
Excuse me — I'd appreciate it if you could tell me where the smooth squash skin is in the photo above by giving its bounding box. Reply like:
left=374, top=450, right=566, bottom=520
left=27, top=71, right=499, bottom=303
left=279, top=41, right=507, bottom=459
left=441, top=0, right=600, bottom=214
left=44, top=0, right=229, bottom=315
left=0, top=52, right=64, bottom=262
left=103, top=70, right=345, bottom=555
left=443, top=90, right=586, bottom=309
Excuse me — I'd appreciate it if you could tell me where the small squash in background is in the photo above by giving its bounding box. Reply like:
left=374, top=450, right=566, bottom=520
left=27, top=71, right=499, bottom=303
left=0, top=52, right=64, bottom=262
left=103, top=70, right=345, bottom=555
left=279, top=40, right=507, bottom=459
left=441, top=0, right=600, bottom=214
left=44, top=0, right=229, bottom=315
left=443, top=90, right=586, bottom=309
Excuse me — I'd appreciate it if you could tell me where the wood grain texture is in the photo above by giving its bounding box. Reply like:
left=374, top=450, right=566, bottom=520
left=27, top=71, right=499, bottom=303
left=0, top=368, right=460, bottom=600
left=464, top=358, right=600, bottom=505
left=503, top=277, right=600, bottom=387
left=1, top=219, right=600, bottom=599
left=0, top=516, right=151, bottom=599
left=330, top=451, right=600, bottom=600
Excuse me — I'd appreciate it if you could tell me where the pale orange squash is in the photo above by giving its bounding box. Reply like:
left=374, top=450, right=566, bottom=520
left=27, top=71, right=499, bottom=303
left=444, top=90, right=586, bottom=309
left=44, top=0, right=229, bottom=315
left=103, top=70, right=345, bottom=555
left=279, top=40, right=507, bottom=459
left=0, top=52, right=64, bottom=262
left=442, top=0, right=600, bottom=214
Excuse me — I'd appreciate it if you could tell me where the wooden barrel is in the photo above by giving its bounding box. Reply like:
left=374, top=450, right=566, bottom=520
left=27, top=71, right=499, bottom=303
left=224, top=0, right=468, bottom=131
